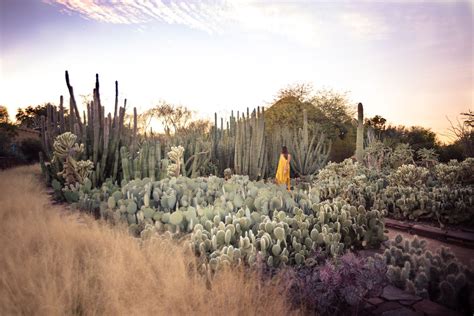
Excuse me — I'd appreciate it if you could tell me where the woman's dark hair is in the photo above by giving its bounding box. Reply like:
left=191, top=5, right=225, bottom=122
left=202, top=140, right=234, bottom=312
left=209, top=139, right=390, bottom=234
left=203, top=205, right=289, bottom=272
left=281, top=146, right=288, bottom=160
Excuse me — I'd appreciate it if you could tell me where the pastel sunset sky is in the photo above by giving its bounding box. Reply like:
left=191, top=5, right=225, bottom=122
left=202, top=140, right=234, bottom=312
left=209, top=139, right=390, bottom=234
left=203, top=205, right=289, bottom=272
left=0, top=0, right=472, bottom=142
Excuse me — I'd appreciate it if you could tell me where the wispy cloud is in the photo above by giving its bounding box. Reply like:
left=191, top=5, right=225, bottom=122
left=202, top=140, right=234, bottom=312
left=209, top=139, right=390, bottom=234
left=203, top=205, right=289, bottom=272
left=44, top=0, right=389, bottom=45
left=339, top=11, right=389, bottom=40
left=44, top=0, right=236, bottom=33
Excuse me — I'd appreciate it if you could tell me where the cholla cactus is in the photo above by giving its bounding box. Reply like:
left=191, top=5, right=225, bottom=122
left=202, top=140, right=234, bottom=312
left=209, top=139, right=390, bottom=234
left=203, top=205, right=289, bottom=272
left=53, top=132, right=94, bottom=185
left=434, top=160, right=461, bottom=186
left=417, top=148, right=438, bottom=168
left=167, top=146, right=184, bottom=177
left=76, top=160, right=94, bottom=184
left=390, top=143, right=414, bottom=168
left=388, top=164, right=429, bottom=187
left=52, top=132, right=84, bottom=163
left=378, top=234, right=473, bottom=309
left=364, top=140, right=391, bottom=171
left=223, top=168, right=233, bottom=180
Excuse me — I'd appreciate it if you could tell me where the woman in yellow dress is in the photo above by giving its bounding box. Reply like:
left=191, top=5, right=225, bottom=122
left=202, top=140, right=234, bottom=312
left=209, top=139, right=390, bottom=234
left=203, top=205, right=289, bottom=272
left=275, top=146, right=291, bottom=190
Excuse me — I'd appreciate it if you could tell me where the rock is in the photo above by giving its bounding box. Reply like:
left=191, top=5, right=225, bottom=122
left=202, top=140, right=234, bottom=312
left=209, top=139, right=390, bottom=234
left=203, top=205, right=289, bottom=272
left=381, top=307, right=422, bottom=316
left=412, top=224, right=445, bottom=239
left=367, top=297, right=385, bottom=306
left=363, top=301, right=376, bottom=313
left=413, top=299, right=460, bottom=316
left=372, top=302, right=404, bottom=315
left=445, top=230, right=474, bottom=243
left=381, top=285, right=422, bottom=301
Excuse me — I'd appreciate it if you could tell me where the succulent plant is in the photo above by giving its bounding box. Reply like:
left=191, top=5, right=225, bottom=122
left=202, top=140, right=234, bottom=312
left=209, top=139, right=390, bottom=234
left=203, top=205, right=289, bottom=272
left=167, top=146, right=185, bottom=178
left=52, top=132, right=94, bottom=186
left=378, top=234, right=473, bottom=311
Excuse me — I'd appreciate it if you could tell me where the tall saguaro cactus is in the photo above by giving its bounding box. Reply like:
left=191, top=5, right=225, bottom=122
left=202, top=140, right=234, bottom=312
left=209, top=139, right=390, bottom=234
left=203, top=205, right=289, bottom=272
left=356, top=102, right=364, bottom=162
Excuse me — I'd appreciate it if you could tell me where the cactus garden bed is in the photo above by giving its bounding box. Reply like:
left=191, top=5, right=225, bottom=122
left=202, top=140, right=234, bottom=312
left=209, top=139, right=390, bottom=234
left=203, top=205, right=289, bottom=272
left=36, top=83, right=474, bottom=314
left=37, top=130, right=474, bottom=315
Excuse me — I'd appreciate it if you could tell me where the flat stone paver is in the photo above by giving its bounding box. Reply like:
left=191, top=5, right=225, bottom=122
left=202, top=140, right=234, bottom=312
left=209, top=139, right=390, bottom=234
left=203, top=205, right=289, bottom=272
left=372, top=301, right=404, bottom=314
left=367, top=297, right=385, bottom=305
left=413, top=299, right=460, bottom=316
left=381, top=285, right=422, bottom=302
left=381, top=307, right=422, bottom=316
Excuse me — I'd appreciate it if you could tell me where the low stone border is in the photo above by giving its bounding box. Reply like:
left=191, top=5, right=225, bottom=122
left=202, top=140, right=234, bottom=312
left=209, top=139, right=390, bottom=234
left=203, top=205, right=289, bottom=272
left=363, top=285, right=461, bottom=316
left=384, top=218, right=474, bottom=248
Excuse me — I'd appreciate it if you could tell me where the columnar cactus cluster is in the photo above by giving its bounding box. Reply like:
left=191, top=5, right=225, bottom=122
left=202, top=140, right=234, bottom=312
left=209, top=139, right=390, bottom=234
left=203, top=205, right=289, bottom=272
left=377, top=234, right=474, bottom=310
left=120, top=140, right=163, bottom=183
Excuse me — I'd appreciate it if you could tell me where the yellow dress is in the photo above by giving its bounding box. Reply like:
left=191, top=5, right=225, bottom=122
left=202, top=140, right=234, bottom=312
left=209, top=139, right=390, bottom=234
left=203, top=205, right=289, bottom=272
left=275, top=154, right=290, bottom=190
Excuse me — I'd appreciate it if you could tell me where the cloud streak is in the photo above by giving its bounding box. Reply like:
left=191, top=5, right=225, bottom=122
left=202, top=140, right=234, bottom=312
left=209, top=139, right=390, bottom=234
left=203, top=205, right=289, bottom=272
left=44, top=0, right=389, bottom=45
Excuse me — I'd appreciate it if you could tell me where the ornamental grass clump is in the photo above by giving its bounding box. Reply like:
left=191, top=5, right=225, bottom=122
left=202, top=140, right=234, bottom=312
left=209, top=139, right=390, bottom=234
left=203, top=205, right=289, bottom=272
left=0, top=165, right=295, bottom=315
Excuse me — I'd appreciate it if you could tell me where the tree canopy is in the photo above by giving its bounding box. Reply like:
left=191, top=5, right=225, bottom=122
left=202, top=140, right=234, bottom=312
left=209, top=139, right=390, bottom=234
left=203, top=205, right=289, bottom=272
left=265, top=84, right=354, bottom=140
left=0, top=106, right=9, bottom=123
left=16, top=104, right=49, bottom=129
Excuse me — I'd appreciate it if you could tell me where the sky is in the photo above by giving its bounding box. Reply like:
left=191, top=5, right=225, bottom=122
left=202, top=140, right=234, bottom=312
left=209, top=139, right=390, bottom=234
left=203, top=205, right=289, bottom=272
left=0, top=0, right=472, bottom=142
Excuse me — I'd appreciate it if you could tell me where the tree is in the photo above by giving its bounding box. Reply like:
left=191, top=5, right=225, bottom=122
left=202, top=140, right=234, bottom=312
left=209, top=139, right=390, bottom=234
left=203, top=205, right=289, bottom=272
left=365, top=115, right=387, bottom=139
left=461, top=110, right=473, bottom=127
left=0, top=107, right=17, bottom=156
left=0, top=106, right=9, bottom=123
left=447, top=110, right=473, bottom=158
left=16, top=104, right=49, bottom=129
left=265, top=95, right=316, bottom=133
left=378, top=125, right=439, bottom=153
left=176, top=119, right=211, bottom=136
left=365, top=115, right=387, bottom=130
left=266, top=85, right=355, bottom=162
left=266, top=86, right=353, bottom=139
left=142, top=102, right=193, bottom=136
left=403, top=126, right=438, bottom=152
left=275, top=82, right=313, bottom=102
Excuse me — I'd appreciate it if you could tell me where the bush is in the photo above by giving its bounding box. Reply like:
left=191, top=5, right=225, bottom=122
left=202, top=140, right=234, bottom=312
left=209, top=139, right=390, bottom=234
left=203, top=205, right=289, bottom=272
left=19, top=138, right=43, bottom=163
left=283, top=252, right=386, bottom=314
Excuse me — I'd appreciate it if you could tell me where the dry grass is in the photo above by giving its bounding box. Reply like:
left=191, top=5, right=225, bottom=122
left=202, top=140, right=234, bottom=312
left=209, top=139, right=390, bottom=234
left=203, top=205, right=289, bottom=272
left=0, top=165, right=295, bottom=316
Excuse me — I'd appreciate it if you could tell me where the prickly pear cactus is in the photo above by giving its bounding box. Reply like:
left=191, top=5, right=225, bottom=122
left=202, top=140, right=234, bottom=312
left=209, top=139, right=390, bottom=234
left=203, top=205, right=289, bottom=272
left=86, top=173, right=387, bottom=271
